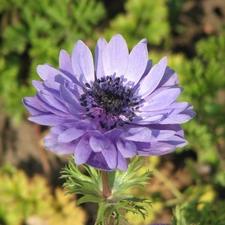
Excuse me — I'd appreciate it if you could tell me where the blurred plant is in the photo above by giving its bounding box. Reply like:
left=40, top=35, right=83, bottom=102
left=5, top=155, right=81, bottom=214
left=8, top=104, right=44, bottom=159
left=166, top=0, right=186, bottom=34
left=172, top=186, right=225, bottom=225
left=0, top=164, right=87, bottom=225
left=0, top=0, right=106, bottom=122
left=165, top=34, right=225, bottom=225
left=177, top=35, right=225, bottom=173
left=102, top=0, right=170, bottom=48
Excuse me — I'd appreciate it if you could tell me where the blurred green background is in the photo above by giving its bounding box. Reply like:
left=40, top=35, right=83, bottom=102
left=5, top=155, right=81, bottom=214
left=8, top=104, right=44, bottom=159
left=0, top=0, right=225, bottom=224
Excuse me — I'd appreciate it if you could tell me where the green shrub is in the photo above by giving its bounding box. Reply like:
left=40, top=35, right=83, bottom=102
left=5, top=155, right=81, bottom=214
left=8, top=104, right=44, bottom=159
left=102, top=0, right=170, bottom=48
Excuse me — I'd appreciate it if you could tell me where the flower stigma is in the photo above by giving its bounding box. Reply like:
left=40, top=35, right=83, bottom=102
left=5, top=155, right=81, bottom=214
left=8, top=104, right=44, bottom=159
left=79, top=76, right=140, bottom=130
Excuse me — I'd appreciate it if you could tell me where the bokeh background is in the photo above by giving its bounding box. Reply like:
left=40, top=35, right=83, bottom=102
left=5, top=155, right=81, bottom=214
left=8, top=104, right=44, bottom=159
left=0, top=0, right=225, bottom=224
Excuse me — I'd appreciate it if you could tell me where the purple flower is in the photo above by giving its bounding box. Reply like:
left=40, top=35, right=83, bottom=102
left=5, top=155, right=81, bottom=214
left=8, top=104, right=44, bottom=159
left=23, top=34, right=195, bottom=171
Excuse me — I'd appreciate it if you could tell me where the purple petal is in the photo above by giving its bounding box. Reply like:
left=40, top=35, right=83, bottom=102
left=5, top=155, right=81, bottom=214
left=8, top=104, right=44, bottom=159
left=103, top=34, right=129, bottom=76
left=59, top=85, right=84, bottom=112
left=141, top=88, right=181, bottom=111
left=102, top=146, right=117, bottom=169
left=158, top=66, right=178, bottom=88
left=28, top=114, right=66, bottom=126
left=117, top=138, right=137, bottom=158
left=152, top=103, right=196, bottom=124
left=72, top=40, right=94, bottom=84
left=132, top=114, right=164, bottom=125
left=43, top=79, right=60, bottom=91
left=116, top=151, right=128, bottom=171
left=86, top=152, right=110, bottom=170
left=160, top=109, right=196, bottom=124
left=59, top=50, right=72, bottom=73
left=124, top=127, right=152, bottom=142
left=137, top=136, right=187, bottom=156
left=39, top=89, right=68, bottom=114
left=151, top=129, right=176, bottom=140
left=36, top=93, right=68, bottom=116
left=44, top=132, right=75, bottom=154
left=138, top=57, right=168, bottom=98
left=142, top=60, right=153, bottom=78
left=75, top=135, right=93, bottom=164
left=136, top=102, right=188, bottom=125
left=58, top=127, right=86, bottom=142
left=23, top=97, right=46, bottom=115
left=89, top=132, right=109, bottom=152
left=124, top=39, right=148, bottom=86
left=32, top=80, right=44, bottom=91
left=95, top=38, right=107, bottom=79
left=59, top=50, right=79, bottom=83
left=36, top=64, right=62, bottom=81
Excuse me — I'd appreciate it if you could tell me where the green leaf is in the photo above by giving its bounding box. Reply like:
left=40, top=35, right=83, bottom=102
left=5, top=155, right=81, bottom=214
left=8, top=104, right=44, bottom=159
left=77, top=195, right=104, bottom=205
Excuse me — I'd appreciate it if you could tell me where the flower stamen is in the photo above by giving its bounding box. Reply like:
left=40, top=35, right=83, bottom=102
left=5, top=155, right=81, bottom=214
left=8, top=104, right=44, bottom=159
left=80, top=76, right=139, bottom=130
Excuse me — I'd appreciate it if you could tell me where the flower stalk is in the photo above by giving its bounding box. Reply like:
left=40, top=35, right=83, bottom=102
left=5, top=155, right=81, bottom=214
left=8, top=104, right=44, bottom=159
left=102, top=170, right=111, bottom=199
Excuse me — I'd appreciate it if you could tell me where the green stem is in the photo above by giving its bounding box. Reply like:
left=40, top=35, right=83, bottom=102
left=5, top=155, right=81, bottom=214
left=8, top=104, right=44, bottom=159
left=102, top=170, right=111, bottom=199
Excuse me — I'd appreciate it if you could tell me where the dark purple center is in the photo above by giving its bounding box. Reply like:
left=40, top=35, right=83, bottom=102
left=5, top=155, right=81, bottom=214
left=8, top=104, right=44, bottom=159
left=80, top=76, right=139, bottom=130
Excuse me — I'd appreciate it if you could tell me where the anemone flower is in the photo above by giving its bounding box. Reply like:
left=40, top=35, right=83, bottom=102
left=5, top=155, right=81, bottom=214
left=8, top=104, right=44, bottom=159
left=23, top=34, right=195, bottom=171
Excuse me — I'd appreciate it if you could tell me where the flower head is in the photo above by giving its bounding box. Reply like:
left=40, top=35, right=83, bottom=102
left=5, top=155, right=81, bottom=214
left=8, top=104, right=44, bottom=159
left=23, top=34, right=195, bottom=171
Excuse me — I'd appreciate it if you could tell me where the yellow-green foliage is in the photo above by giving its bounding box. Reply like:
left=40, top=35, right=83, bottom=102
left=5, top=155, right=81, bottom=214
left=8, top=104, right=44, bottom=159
left=172, top=185, right=225, bottom=225
left=0, top=165, right=87, bottom=225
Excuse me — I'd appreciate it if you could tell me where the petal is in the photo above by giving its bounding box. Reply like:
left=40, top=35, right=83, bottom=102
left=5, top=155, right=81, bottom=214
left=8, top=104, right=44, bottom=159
left=75, top=135, right=93, bottom=164
left=86, top=152, right=110, bottom=170
left=43, top=79, right=60, bottom=91
left=32, top=80, right=44, bottom=91
left=36, top=92, right=68, bottom=116
left=163, top=135, right=188, bottom=147
left=37, top=64, right=61, bottom=81
left=147, top=139, right=187, bottom=156
left=138, top=57, right=168, bottom=98
left=59, top=50, right=72, bottom=73
left=58, top=127, right=86, bottom=142
left=102, top=146, right=117, bottom=169
left=116, top=151, right=128, bottom=171
left=28, top=114, right=66, bottom=126
left=117, top=138, right=137, bottom=158
left=136, top=102, right=188, bottom=125
left=39, top=89, right=68, bottom=114
left=72, top=40, right=94, bottom=84
left=89, top=132, right=109, bottom=152
left=124, top=39, right=148, bottom=86
left=138, top=142, right=177, bottom=156
left=59, top=49, right=78, bottom=83
left=23, top=97, right=46, bottom=115
left=44, top=132, right=75, bottom=154
left=142, top=60, right=153, bottom=78
left=160, top=109, right=196, bottom=124
left=158, top=66, right=178, bottom=88
left=95, top=38, right=107, bottom=79
left=103, top=34, right=129, bottom=76
left=132, top=114, right=164, bottom=125
left=141, top=88, right=182, bottom=111
left=151, top=129, right=176, bottom=140
left=124, top=127, right=152, bottom=142
left=59, top=85, right=84, bottom=112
